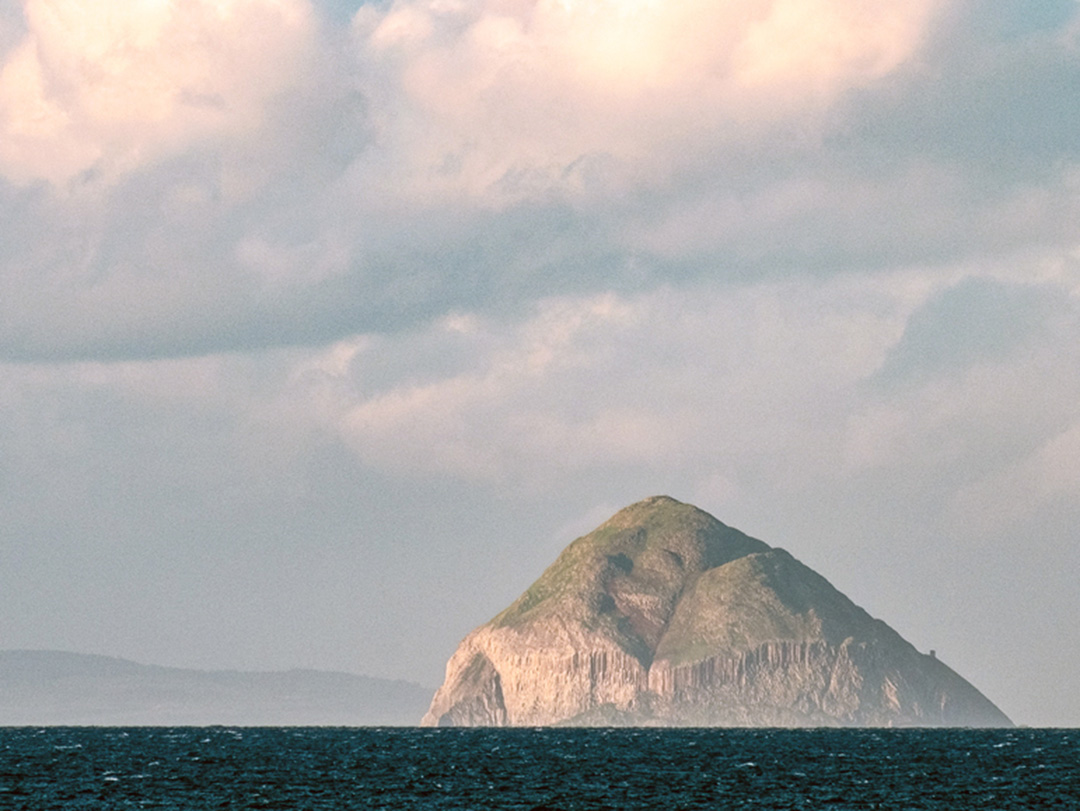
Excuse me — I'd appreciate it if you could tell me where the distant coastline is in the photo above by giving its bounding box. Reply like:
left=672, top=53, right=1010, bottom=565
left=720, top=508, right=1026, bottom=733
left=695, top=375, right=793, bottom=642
left=0, top=650, right=432, bottom=726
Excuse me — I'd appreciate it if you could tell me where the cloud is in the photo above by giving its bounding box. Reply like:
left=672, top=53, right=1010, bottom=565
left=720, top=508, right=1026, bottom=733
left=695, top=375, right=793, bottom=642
left=947, top=415, right=1080, bottom=536
left=8, top=259, right=1075, bottom=556
left=262, top=265, right=1080, bottom=547
left=0, top=0, right=316, bottom=185
left=1, top=0, right=1079, bottom=368
left=296, top=276, right=901, bottom=487
left=351, top=0, right=943, bottom=204
left=873, top=277, right=1064, bottom=384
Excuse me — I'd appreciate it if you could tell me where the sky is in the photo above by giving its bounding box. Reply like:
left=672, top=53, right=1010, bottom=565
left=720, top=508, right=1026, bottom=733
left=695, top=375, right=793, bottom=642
left=1, top=0, right=1079, bottom=727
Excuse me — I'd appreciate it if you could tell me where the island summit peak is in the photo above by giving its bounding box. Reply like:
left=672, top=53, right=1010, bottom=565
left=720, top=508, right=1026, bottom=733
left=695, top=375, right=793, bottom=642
left=423, top=497, right=1011, bottom=728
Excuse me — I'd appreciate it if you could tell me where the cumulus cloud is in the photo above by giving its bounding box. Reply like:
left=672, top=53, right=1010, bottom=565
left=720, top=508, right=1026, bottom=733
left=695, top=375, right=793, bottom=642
left=873, top=277, right=1065, bottom=384
left=351, top=0, right=942, bottom=204
left=0, top=0, right=1077, bottom=364
left=13, top=252, right=1066, bottom=537
left=294, top=276, right=891, bottom=485
left=267, top=266, right=1080, bottom=548
left=8, top=261, right=1076, bottom=559
left=0, top=0, right=316, bottom=185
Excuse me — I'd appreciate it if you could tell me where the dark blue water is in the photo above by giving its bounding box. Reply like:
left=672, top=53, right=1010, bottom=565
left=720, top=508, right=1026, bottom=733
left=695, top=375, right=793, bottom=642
left=1, top=727, right=1075, bottom=809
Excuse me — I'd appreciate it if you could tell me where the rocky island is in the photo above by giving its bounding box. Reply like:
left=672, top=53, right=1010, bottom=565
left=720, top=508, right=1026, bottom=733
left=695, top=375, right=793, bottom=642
left=423, top=496, right=1010, bottom=727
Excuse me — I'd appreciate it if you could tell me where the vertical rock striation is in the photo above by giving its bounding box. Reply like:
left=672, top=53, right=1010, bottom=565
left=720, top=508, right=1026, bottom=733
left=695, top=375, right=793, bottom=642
left=422, top=496, right=1010, bottom=727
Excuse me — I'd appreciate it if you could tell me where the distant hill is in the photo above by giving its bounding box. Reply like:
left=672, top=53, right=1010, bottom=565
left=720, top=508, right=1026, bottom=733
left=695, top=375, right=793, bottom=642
left=0, top=651, right=432, bottom=726
left=424, top=496, right=1011, bottom=727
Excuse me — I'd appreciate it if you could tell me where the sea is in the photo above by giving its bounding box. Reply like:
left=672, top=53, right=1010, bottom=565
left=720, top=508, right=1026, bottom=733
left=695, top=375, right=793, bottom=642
left=1, top=727, right=1076, bottom=809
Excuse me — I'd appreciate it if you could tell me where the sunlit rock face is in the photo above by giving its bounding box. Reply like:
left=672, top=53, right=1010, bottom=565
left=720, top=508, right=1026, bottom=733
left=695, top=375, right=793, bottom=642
left=422, top=496, right=1011, bottom=727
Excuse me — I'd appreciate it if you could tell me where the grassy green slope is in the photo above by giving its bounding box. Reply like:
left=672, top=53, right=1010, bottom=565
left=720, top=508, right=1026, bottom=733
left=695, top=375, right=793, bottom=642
left=489, top=497, right=777, bottom=668
left=655, top=549, right=900, bottom=665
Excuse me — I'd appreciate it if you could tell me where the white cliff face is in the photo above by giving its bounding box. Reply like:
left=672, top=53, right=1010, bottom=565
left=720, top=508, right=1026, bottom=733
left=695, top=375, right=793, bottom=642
left=422, top=497, right=1011, bottom=728
left=422, top=621, right=649, bottom=727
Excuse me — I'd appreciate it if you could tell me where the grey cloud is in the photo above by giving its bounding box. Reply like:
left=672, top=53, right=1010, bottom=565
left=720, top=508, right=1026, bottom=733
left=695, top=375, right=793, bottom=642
left=2, top=0, right=1078, bottom=367
left=874, top=277, right=1065, bottom=385
left=313, top=0, right=370, bottom=25
left=961, top=0, right=1077, bottom=41
left=0, top=171, right=629, bottom=361
left=835, top=5, right=1080, bottom=181
left=0, top=2, right=25, bottom=40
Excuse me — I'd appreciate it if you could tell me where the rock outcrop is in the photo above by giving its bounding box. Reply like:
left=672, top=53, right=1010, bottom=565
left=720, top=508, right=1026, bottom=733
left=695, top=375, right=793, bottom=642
left=422, top=496, right=1011, bottom=727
